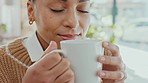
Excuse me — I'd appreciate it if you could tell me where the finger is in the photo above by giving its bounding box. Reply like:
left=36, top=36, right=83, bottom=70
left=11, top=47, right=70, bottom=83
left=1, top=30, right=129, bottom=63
left=55, top=68, right=74, bottom=83
left=102, top=41, right=120, bottom=56
left=115, top=71, right=127, bottom=83
left=50, top=58, right=70, bottom=78
left=98, top=71, right=124, bottom=80
left=44, top=41, right=57, bottom=56
left=114, top=81, right=124, bottom=83
left=36, top=52, right=62, bottom=70
left=35, top=41, right=63, bottom=70
left=37, top=41, right=58, bottom=60
left=98, top=56, right=124, bottom=70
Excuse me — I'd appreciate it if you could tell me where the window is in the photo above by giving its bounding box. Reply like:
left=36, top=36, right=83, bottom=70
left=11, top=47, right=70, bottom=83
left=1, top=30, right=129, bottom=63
left=90, top=0, right=148, bottom=83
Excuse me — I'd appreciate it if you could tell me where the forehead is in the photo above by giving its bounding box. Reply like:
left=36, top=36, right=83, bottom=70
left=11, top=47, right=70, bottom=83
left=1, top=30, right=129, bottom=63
left=37, top=0, right=90, bottom=6
left=53, top=0, right=89, bottom=2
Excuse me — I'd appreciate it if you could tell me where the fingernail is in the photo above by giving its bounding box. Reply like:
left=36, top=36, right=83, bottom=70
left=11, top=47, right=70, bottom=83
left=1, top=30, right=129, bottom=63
left=99, top=72, right=106, bottom=77
left=120, top=72, right=125, bottom=80
left=100, top=57, right=105, bottom=62
left=104, top=42, right=109, bottom=46
left=49, top=41, right=53, bottom=46
left=49, top=41, right=56, bottom=49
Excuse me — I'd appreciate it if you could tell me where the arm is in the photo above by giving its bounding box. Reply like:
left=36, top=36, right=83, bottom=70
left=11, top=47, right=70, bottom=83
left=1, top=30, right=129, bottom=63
left=0, top=48, right=10, bottom=83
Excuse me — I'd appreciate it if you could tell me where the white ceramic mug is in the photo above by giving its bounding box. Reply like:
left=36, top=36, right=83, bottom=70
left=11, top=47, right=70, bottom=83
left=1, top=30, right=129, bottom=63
left=51, top=39, right=104, bottom=83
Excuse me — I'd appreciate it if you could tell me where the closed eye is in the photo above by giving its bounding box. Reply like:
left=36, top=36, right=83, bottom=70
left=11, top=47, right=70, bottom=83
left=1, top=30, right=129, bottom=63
left=50, top=8, right=64, bottom=13
left=78, top=10, right=89, bottom=13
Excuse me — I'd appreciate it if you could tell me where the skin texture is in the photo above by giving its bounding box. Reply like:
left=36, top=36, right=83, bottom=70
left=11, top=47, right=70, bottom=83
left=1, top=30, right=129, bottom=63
left=22, top=0, right=126, bottom=83
left=28, top=0, right=90, bottom=49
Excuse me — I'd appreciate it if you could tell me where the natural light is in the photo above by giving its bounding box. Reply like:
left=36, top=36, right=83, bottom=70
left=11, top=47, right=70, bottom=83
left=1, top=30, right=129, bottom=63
left=0, top=0, right=148, bottom=83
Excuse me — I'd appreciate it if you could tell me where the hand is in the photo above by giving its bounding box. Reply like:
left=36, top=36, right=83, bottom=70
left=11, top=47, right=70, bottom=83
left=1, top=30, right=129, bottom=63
left=97, top=41, right=126, bottom=83
left=22, top=41, right=74, bottom=83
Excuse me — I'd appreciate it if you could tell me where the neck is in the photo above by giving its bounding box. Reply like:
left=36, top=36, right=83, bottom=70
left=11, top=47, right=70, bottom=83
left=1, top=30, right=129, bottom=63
left=36, top=32, right=49, bottom=51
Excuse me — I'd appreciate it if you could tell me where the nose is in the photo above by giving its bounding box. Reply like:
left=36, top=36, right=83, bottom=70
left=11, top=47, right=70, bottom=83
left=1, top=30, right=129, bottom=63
left=63, top=9, right=79, bottom=29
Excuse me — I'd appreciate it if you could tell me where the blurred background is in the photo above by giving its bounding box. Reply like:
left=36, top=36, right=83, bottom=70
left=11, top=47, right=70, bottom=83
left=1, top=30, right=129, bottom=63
left=0, top=0, right=148, bottom=82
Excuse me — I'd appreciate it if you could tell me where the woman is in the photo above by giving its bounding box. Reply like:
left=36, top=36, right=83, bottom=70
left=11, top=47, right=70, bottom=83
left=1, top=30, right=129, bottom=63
left=0, top=0, right=126, bottom=83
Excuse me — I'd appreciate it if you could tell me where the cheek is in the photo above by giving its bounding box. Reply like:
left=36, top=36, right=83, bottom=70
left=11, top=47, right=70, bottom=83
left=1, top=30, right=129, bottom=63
left=35, top=12, right=54, bottom=36
left=40, top=16, right=59, bottom=39
left=42, top=16, right=53, bottom=30
left=36, top=11, right=58, bottom=32
left=84, top=14, right=90, bottom=26
left=80, top=14, right=90, bottom=35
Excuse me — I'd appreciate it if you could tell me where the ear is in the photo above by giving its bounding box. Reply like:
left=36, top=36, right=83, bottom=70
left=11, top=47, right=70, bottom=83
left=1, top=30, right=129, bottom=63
left=27, top=1, right=35, bottom=19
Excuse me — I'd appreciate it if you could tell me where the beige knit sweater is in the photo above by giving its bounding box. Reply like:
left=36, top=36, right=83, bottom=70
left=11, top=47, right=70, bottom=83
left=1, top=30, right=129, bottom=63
left=0, top=38, right=33, bottom=83
left=0, top=38, right=114, bottom=83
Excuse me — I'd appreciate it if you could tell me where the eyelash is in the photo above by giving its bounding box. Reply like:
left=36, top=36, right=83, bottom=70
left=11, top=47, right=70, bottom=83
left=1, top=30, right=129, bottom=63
left=78, top=10, right=89, bottom=13
left=50, top=8, right=64, bottom=12
left=50, top=8, right=89, bottom=13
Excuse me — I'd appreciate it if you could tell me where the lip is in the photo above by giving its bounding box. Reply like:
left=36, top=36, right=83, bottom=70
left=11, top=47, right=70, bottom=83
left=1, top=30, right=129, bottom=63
left=58, top=34, right=79, bottom=40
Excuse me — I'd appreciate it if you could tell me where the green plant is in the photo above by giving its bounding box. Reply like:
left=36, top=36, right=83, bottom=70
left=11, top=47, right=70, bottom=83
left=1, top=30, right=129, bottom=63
left=0, top=24, right=7, bottom=33
left=86, top=14, right=117, bottom=43
left=86, top=2, right=124, bottom=44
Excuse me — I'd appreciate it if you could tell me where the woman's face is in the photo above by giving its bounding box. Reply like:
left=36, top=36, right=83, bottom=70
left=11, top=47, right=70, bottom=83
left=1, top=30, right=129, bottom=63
left=27, top=0, right=90, bottom=48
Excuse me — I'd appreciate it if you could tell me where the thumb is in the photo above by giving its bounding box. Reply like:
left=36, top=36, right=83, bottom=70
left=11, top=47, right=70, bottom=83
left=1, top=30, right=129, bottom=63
left=44, top=41, right=57, bottom=55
